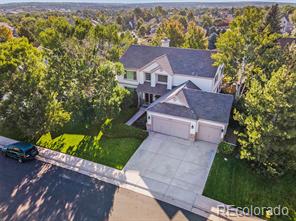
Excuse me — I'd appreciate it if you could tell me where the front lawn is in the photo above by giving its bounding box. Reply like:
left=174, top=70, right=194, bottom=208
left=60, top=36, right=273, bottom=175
left=37, top=108, right=148, bottom=170
left=203, top=153, right=295, bottom=221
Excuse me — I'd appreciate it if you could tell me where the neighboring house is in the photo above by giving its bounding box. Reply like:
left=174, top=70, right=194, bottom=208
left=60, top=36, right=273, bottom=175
left=0, top=22, right=17, bottom=37
left=280, top=16, right=294, bottom=34
left=119, top=40, right=224, bottom=106
left=118, top=41, right=233, bottom=143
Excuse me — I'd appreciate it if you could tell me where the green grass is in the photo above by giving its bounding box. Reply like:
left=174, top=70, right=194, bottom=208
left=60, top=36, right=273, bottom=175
left=203, top=153, right=295, bottom=221
left=37, top=108, right=147, bottom=170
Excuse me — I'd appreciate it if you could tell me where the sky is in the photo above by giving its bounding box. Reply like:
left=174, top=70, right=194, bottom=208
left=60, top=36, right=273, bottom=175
left=0, top=0, right=295, bottom=3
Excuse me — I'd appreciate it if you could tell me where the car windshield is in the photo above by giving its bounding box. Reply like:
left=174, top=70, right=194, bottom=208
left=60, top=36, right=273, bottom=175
left=25, top=146, right=37, bottom=155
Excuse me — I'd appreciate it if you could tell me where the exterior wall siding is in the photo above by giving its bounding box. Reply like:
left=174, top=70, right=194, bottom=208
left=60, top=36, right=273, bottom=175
left=147, top=111, right=228, bottom=142
left=173, top=75, right=213, bottom=92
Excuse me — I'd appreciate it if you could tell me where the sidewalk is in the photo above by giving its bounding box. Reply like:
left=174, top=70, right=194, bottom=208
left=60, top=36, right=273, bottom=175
left=0, top=135, right=264, bottom=221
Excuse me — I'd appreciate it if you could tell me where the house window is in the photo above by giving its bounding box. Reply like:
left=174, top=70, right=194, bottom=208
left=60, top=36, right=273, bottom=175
left=157, top=75, right=167, bottom=83
left=145, top=73, right=151, bottom=82
left=124, top=70, right=137, bottom=80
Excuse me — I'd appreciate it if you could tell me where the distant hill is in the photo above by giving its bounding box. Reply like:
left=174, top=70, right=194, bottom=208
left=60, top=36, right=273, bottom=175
left=0, top=1, right=295, bottom=11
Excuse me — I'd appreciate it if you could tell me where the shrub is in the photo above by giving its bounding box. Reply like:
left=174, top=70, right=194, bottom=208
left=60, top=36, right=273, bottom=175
left=218, top=141, right=235, bottom=155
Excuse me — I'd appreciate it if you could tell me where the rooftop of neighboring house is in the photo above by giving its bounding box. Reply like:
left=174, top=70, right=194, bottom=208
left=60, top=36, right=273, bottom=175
left=278, top=37, right=296, bottom=48
left=0, top=22, right=14, bottom=31
left=148, top=81, right=234, bottom=123
left=120, top=44, right=218, bottom=78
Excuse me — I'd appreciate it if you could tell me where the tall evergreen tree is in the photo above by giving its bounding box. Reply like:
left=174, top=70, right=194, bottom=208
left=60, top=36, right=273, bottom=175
left=263, top=4, right=282, bottom=34
left=208, top=32, right=218, bottom=50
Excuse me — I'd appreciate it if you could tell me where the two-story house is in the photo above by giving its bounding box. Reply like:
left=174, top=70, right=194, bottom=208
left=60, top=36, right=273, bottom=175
left=119, top=42, right=224, bottom=106
left=118, top=41, right=233, bottom=143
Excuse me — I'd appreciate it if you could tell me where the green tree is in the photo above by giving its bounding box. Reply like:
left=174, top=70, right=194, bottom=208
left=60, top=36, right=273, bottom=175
left=213, top=7, right=282, bottom=100
left=74, top=18, right=92, bottom=40
left=134, top=7, right=144, bottom=19
left=200, top=14, right=213, bottom=28
left=187, top=11, right=195, bottom=22
left=155, top=6, right=167, bottom=17
left=178, top=16, right=188, bottom=29
left=39, top=28, right=61, bottom=49
left=262, top=4, right=281, bottom=34
left=0, top=38, right=70, bottom=140
left=183, top=21, right=208, bottom=49
left=91, top=62, right=128, bottom=124
left=208, top=32, right=218, bottom=50
left=154, top=19, right=185, bottom=47
left=234, top=54, right=296, bottom=175
left=0, top=25, right=13, bottom=42
left=291, top=9, right=296, bottom=25
left=17, top=16, right=38, bottom=44
left=138, top=25, right=147, bottom=37
left=44, top=36, right=129, bottom=127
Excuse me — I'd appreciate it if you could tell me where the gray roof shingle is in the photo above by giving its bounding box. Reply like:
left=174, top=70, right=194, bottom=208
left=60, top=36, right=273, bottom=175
left=120, top=45, right=218, bottom=78
left=137, top=80, right=200, bottom=96
left=137, top=82, right=170, bottom=95
left=148, top=88, right=234, bottom=123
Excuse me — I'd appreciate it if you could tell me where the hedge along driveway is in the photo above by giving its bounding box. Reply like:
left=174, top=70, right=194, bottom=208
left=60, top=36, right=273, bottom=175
left=37, top=108, right=148, bottom=170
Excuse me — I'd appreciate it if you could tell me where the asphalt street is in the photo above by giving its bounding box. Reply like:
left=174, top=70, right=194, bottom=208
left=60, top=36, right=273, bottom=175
left=0, top=156, right=207, bottom=221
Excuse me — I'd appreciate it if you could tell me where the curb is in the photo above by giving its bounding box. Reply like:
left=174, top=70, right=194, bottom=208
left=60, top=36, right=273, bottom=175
left=37, top=147, right=264, bottom=221
left=37, top=147, right=226, bottom=221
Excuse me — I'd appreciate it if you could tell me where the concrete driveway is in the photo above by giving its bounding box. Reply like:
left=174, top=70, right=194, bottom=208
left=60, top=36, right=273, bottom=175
left=124, top=133, right=218, bottom=206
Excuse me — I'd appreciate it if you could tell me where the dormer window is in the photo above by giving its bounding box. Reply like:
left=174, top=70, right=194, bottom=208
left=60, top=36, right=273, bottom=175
left=157, top=75, right=167, bottom=84
left=145, top=73, right=151, bottom=82
left=124, top=70, right=137, bottom=80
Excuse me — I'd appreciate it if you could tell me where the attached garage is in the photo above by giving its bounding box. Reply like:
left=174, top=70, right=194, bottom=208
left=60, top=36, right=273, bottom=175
left=146, top=82, right=234, bottom=142
left=197, top=122, right=222, bottom=144
left=152, top=116, right=190, bottom=139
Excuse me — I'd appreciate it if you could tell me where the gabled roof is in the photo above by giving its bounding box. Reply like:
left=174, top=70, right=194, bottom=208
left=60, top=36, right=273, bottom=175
left=148, top=85, right=234, bottom=123
left=120, top=45, right=218, bottom=78
left=146, top=80, right=199, bottom=110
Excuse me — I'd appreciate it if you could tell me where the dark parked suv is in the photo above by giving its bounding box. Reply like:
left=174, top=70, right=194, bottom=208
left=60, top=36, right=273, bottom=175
left=1, top=142, right=39, bottom=163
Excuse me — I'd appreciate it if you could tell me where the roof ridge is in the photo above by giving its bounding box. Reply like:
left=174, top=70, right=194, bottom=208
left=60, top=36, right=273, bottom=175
left=184, top=88, right=234, bottom=98
left=131, top=44, right=215, bottom=53
left=182, top=87, right=199, bottom=118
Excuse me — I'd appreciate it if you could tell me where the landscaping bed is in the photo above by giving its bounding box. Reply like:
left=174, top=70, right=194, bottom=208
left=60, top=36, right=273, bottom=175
left=37, top=108, right=148, bottom=170
left=203, top=143, right=295, bottom=221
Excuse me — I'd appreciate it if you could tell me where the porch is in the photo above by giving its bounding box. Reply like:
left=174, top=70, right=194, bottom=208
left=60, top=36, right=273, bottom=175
left=136, top=82, right=170, bottom=107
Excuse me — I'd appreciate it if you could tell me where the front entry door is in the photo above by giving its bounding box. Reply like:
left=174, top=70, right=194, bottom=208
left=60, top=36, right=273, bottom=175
left=144, top=93, right=153, bottom=104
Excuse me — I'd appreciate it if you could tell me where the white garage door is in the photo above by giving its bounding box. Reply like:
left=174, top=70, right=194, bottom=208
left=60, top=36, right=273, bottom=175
left=152, top=116, right=190, bottom=139
left=197, top=123, right=222, bottom=144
